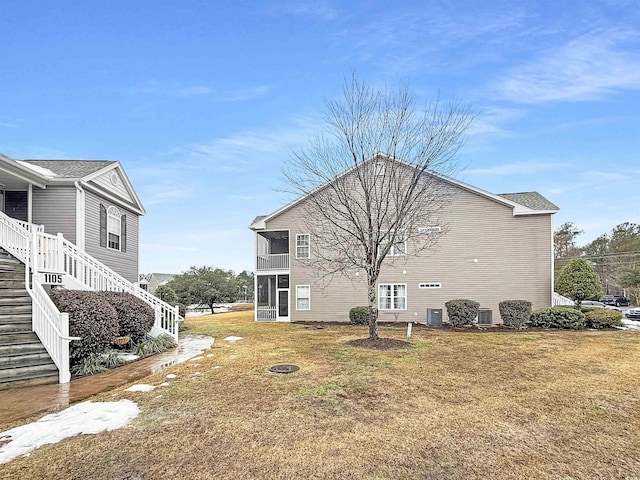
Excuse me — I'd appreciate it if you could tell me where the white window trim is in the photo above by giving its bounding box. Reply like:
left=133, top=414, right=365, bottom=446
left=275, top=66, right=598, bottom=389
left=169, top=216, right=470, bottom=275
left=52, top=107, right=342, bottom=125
left=296, top=285, right=311, bottom=310
left=296, top=233, right=310, bottom=259
left=384, top=230, right=406, bottom=257
left=378, top=283, right=407, bottom=311
left=107, top=205, right=122, bottom=251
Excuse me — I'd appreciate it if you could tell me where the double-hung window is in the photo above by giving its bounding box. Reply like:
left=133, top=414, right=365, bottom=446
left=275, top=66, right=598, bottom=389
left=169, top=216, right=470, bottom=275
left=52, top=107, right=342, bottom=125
left=296, top=233, right=310, bottom=259
left=296, top=285, right=310, bottom=310
left=100, top=204, right=127, bottom=252
left=384, top=230, right=406, bottom=256
left=107, top=206, right=122, bottom=250
left=378, top=284, right=407, bottom=310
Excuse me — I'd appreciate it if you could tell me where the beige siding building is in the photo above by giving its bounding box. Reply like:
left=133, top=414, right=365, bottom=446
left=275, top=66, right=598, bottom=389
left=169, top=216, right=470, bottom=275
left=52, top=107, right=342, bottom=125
left=250, top=160, right=558, bottom=326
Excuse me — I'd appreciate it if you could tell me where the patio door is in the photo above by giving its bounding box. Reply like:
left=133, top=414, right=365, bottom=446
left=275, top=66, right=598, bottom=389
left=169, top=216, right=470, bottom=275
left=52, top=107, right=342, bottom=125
left=277, top=274, right=289, bottom=319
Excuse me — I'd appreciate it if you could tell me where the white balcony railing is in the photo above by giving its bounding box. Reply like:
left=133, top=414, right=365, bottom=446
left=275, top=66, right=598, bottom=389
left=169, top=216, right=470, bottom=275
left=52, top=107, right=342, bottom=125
left=256, top=253, right=289, bottom=271
left=256, top=306, right=277, bottom=320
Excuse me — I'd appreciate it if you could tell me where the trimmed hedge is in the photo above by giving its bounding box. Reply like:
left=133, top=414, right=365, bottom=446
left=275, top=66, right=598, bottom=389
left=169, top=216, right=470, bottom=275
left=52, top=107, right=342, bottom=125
left=100, top=292, right=155, bottom=343
left=581, top=307, right=623, bottom=329
left=349, top=306, right=376, bottom=325
left=445, top=299, right=480, bottom=327
left=48, top=289, right=119, bottom=366
left=499, top=300, right=532, bottom=329
left=529, top=306, right=586, bottom=330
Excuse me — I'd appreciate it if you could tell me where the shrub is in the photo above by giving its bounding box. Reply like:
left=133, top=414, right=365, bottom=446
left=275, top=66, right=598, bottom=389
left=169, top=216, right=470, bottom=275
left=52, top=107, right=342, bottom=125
left=445, top=299, right=480, bottom=327
left=499, top=300, right=532, bottom=329
left=349, top=306, right=375, bottom=325
left=48, top=290, right=118, bottom=366
left=100, top=292, right=155, bottom=343
left=133, top=334, right=177, bottom=356
left=529, top=306, right=586, bottom=329
left=581, top=307, right=623, bottom=329
left=176, top=303, right=186, bottom=318
left=71, top=355, right=108, bottom=377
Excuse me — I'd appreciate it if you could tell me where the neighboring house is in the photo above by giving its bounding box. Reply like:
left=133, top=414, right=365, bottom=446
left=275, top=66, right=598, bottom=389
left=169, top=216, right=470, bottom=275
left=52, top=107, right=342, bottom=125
left=249, top=156, right=559, bottom=325
left=0, top=153, right=179, bottom=388
left=146, top=273, right=176, bottom=295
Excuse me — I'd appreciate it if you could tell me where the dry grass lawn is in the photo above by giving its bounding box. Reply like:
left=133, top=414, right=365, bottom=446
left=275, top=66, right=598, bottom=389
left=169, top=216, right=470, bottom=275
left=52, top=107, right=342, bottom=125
left=2, top=311, right=640, bottom=479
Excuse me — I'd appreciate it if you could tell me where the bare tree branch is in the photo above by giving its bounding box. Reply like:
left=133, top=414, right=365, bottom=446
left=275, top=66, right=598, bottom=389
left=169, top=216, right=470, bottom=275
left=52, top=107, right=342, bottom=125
left=282, top=75, right=473, bottom=339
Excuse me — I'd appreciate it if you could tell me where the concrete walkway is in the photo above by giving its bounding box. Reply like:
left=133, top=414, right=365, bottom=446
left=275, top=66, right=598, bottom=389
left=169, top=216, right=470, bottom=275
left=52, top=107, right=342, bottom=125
left=0, top=335, right=213, bottom=425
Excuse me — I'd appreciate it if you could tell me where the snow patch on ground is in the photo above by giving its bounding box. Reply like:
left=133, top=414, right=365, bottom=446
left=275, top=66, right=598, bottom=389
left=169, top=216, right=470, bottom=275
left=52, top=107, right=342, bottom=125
left=622, top=319, right=640, bottom=330
left=125, top=384, right=155, bottom=392
left=114, top=352, right=140, bottom=362
left=0, top=400, right=139, bottom=464
left=166, top=374, right=177, bottom=379
left=224, top=336, right=243, bottom=342
left=190, top=356, right=204, bottom=361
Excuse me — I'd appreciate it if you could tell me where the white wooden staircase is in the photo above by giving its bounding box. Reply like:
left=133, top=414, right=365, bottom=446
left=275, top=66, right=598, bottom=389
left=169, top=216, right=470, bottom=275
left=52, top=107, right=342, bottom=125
left=0, top=212, right=179, bottom=388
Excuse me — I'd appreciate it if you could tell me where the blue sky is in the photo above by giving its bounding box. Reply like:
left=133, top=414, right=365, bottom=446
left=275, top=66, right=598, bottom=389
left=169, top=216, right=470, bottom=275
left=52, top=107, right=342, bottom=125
left=1, top=1, right=639, bottom=275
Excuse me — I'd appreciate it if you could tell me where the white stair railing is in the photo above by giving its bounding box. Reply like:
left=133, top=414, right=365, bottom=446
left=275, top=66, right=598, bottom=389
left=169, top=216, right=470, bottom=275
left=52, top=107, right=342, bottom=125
left=0, top=211, right=74, bottom=383
left=57, top=237, right=179, bottom=340
left=30, top=282, right=79, bottom=383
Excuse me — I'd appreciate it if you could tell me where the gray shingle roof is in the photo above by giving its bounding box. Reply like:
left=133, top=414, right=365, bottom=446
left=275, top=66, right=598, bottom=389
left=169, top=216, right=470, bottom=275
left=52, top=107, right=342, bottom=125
left=250, top=215, right=267, bottom=225
left=498, top=192, right=559, bottom=211
left=22, top=160, right=116, bottom=178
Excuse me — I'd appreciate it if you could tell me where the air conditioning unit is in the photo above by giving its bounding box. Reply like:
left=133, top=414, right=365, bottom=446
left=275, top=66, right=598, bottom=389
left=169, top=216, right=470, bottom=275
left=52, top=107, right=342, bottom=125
left=478, top=308, right=492, bottom=326
left=426, top=308, right=443, bottom=326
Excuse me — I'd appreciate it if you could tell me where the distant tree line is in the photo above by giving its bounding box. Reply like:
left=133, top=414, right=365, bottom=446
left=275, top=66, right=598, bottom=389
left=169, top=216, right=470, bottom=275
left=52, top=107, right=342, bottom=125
left=153, top=268, right=253, bottom=314
left=554, top=222, right=640, bottom=303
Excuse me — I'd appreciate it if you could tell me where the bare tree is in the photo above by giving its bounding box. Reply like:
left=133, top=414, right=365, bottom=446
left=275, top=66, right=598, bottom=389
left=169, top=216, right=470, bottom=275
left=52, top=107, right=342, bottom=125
left=283, top=77, right=473, bottom=340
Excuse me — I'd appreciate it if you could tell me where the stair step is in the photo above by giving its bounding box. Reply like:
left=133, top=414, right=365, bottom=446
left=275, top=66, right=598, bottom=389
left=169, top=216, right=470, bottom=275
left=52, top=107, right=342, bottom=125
left=0, top=342, right=47, bottom=356
left=0, top=364, right=59, bottom=390
left=0, top=313, right=32, bottom=322
left=0, top=322, right=32, bottom=333
left=0, top=296, right=31, bottom=305
left=0, top=306, right=32, bottom=316
left=0, top=351, right=53, bottom=369
left=0, top=272, right=26, bottom=280
left=0, top=289, right=29, bottom=297
left=0, top=280, right=28, bottom=289
left=0, top=331, right=39, bottom=345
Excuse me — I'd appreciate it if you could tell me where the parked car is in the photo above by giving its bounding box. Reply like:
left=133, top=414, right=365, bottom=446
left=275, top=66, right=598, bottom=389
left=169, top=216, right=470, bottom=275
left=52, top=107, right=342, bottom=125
left=581, top=300, right=620, bottom=310
left=600, top=295, right=630, bottom=307
left=626, top=307, right=640, bottom=319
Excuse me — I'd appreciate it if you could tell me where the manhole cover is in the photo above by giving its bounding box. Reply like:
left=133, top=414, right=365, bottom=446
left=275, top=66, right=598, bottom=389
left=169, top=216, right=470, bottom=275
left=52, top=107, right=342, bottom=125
left=269, top=364, right=300, bottom=374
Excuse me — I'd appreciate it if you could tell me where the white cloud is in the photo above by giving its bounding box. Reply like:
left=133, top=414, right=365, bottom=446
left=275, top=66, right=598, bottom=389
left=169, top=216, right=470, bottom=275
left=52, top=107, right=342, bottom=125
left=222, top=85, right=271, bottom=102
left=141, top=243, right=201, bottom=252
left=270, top=1, right=338, bottom=21
left=495, top=30, right=640, bottom=103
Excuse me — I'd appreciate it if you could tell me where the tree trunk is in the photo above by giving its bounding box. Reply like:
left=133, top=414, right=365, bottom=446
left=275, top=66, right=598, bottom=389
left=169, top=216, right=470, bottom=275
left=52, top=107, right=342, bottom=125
left=367, top=280, right=378, bottom=340
left=209, top=303, right=216, bottom=314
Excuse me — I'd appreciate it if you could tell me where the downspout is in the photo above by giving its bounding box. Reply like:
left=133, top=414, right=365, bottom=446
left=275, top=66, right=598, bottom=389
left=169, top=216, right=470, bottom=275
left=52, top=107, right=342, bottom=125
left=74, top=182, right=85, bottom=250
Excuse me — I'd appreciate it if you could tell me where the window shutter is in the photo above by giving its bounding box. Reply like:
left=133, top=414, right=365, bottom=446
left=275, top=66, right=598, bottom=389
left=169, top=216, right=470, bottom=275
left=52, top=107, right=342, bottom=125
left=121, top=214, right=127, bottom=253
left=100, top=204, right=107, bottom=247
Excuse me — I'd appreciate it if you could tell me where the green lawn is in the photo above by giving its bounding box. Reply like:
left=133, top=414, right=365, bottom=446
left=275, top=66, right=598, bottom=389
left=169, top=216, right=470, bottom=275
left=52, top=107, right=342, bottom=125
left=2, top=311, right=640, bottom=479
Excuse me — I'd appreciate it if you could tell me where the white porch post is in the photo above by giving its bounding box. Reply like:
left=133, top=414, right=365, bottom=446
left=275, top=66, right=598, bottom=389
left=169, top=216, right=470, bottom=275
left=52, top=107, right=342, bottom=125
left=59, top=312, right=71, bottom=383
left=27, top=184, right=32, bottom=224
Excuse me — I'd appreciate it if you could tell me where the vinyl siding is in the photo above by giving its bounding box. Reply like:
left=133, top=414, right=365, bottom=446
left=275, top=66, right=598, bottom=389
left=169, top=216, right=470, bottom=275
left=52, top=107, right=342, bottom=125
left=32, top=186, right=77, bottom=243
left=263, top=181, right=553, bottom=324
left=90, top=169, right=135, bottom=204
left=84, top=190, right=139, bottom=283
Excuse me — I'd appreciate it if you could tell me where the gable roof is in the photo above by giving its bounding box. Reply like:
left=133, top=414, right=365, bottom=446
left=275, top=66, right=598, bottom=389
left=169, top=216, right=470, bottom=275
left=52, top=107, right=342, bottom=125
left=0, top=155, right=146, bottom=215
left=498, top=192, right=559, bottom=212
left=250, top=154, right=559, bottom=230
left=22, top=160, right=116, bottom=179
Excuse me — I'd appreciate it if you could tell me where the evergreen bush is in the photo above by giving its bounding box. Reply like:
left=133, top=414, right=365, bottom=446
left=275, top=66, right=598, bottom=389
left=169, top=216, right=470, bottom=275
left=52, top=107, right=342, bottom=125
left=529, top=306, right=586, bottom=329
left=100, top=292, right=155, bottom=343
left=349, top=306, right=374, bottom=325
left=499, top=300, right=532, bottom=329
left=445, top=299, right=480, bottom=327
left=48, top=289, right=119, bottom=366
